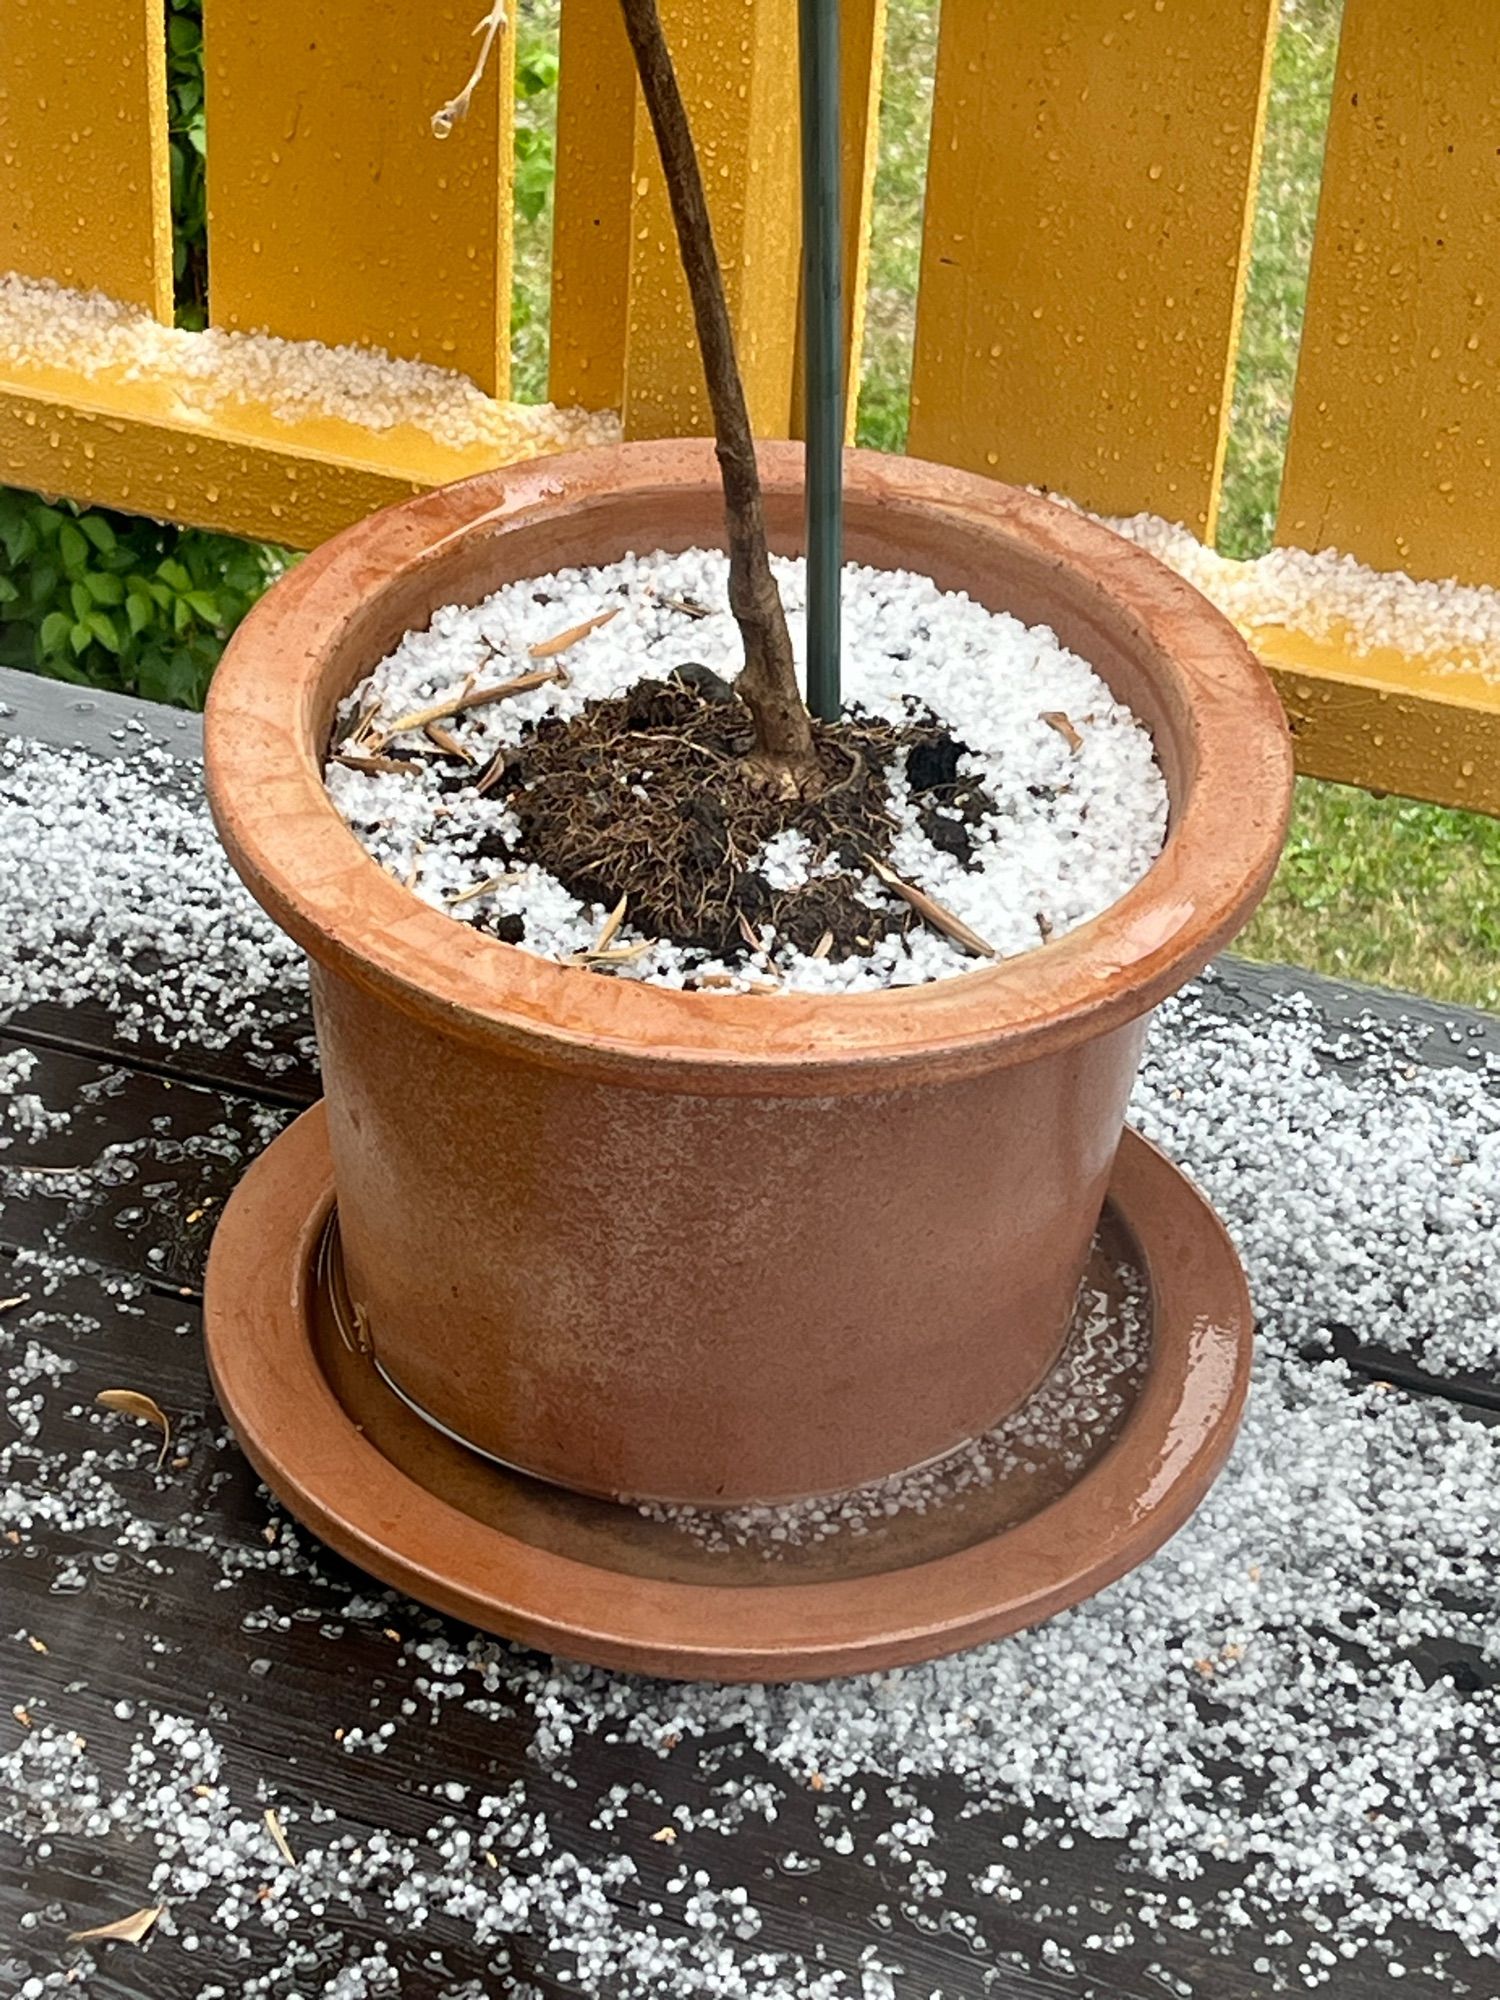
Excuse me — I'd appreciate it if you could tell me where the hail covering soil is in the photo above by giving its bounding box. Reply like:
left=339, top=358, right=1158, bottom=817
left=1, top=729, right=1498, bottom=1993
left=324, top=550, right=1169, bottom=990
left=0, top=275, right=618, bottom=459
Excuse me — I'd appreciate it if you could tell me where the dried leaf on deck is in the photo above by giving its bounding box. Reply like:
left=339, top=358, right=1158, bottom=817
left=868, top=859, right=996, bottom=959
left=1040, top=711, right=1083, bottom=753
left=265, top=1807, right=297, bottom=1867
left=528, top=607, right=619, bottom=658
left=68, top=1905, right=165, bottom=1946
left=95, top=1390, right=172, bottom=1470
left=0, top=1294, right=30, bottom=1314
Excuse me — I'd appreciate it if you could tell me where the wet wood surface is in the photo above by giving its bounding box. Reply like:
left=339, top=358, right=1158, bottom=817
left=1, top=671, right=1494, bottom=1999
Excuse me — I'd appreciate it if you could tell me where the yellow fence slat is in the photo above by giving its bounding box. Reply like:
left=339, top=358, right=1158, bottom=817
left=791, top=0, right=887, bottom=442
left=1258, top=629, right=1500, bottom=818
left=1278, top=0, right=1500, bottom=586
left=909, top=0, right=1277, bottom=539
left=203, top=0, right=514, bottom=397
left=0, top=0, right=172, bottom=318
left=621, top=0, right=804, bottom=440
left=549, top=0, right=636, bottom=410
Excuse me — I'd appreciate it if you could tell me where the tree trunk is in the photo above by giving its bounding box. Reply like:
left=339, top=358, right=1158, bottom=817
left=616, top=0, right=820, bottom=793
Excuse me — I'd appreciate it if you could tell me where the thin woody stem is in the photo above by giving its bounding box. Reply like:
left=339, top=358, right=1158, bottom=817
left=615, top=0, right=818, bottom=785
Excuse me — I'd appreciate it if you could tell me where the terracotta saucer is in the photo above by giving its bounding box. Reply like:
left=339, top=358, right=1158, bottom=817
left=204, top=1105, right=1252, bottom=1683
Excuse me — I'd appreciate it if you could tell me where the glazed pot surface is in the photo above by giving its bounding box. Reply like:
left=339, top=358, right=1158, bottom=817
left=206, top=443, right=1292, bottom=1504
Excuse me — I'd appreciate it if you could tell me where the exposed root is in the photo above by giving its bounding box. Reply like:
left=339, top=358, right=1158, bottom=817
left=476, top=678, right=992, bottom=965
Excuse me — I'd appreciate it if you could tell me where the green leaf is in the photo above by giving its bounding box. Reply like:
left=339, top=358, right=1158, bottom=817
left=79, top=515, right=117, bottom=554
left=58, top=522, right=89, bottom=573
left=125, top=592, right=153, bottom=637
left=39, top=611, right=72, bottom=654
left=158, top=558, right=192, bottom=591
left=183, top=590, right=221, bottom=622
left=69, top=620, right=93, bottom=657
left=518, top=48, right=558, bottom=94
left=70, top=580, right=93, bottom=624
left=1, top=513, right=37, bottom=565
left=87, top=610, right=122, bottom=654
left=138, top=648, right=201, bottom=706
left=84, top=570, right=125, bottom=605
left=0, top=576, right=17, bottom=604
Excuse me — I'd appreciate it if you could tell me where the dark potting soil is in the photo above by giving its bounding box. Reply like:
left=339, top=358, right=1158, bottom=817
left=415, top=671, right=994, bottom=965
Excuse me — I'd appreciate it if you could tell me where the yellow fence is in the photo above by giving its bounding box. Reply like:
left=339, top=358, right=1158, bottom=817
left=1, top=0, right=1497, bottom=811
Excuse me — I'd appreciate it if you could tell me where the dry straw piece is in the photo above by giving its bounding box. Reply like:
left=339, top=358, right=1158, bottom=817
left=594, top=893, right=629, bottom=953
left=867, top=858, right=997, bottom=959
left=264, top=1808, right=298, bottom=1867
left=528, top=608, right=620, bottom=659
left=375, top=668, right=563, bottom=748
left=431, top=4, right=510, bottom=139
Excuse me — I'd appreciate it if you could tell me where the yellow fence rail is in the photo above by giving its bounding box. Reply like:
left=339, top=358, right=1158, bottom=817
left=1, top=0, right=1497, bottom=813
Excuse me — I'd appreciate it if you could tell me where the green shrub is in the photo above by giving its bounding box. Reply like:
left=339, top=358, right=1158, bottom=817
left=0, top=489, right=285, bottom=709
left=168, top=0, right=208, bottom=329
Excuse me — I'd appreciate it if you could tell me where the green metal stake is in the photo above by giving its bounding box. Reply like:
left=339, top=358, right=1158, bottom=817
left=799, top=0, right=843, bottom=723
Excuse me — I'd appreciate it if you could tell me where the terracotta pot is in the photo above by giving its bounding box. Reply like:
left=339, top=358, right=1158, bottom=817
left=205, top=442, right=1291, bottom=1508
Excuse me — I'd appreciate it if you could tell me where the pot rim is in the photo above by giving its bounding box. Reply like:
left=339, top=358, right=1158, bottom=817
left=205, top=441, right=1293, bottom=1089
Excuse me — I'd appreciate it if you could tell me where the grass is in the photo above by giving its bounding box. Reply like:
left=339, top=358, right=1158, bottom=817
left=1246, top=787, right=1500, bottom=1010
